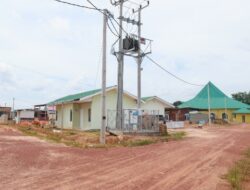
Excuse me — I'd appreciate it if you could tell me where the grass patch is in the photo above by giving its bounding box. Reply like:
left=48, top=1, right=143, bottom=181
left=14, top=125, right=186, bottom=149
left=169, top=131, right=187, bottom=141
left=18, top=127, right=39, bottom=137
left=64, top=141, right=83, bottom=148
left=124, top=139, right=156, bottom=147
left=225, top=148, right=250, bottom=190
left=45, top=134, right=62, bottom=143
left=159, top=131, right=186, bottom=142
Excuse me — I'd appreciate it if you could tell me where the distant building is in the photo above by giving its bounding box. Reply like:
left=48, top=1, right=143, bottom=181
left=141, top=96, right=174, bottom=117
left=165, top=108, right=190, bottom=121
left=233, top=108, right=250, bottom=124
left=0, top=107, right=11, bottom=124
left=15, top=109, right=35, bottom=124
left=179, top=82, right=250, bottom=123
left=34, top=104, right=56, bottom=121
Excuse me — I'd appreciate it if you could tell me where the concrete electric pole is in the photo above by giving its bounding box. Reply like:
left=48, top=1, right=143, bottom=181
left=12, top=98, right=15, bottom=120
left=110, top=0, right=125, bottom=131
left=133, top=1, right=150, bottom=129
left=110, top=0, right=151, bottom=131
left=100, top=9, right=109, bottom=144
left=207, top=83, right=211, bottom=126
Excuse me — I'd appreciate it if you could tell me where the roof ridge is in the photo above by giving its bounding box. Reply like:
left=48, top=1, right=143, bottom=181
left=48, top=85, right=117, bottom=105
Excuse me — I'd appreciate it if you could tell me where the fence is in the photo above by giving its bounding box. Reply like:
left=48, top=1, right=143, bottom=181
left=107, top=109, right=160, bottom=134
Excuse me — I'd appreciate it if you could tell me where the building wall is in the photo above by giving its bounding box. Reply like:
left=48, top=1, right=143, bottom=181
left=234, top=114, right=250, bottom=123
left=78, top=103, right=91, bottom=130
left=0, top=107, right=11, bottom=119
left=91, top=89, right=137, bottom=130
left=15, top=110, right=34, bottom=124
left=19, top=111, right=34, bottom=119
left=141, top=99, right=167, bottom=115
left=55, top=104, right=73, bottom=129
left=166, top=109, right=190, bottom=121
left=201, top=109, right=235, bottom=122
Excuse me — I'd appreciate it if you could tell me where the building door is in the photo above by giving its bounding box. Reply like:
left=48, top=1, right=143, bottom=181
left=80, top=108, right=84, bottom=129
left=242, top=115, right=246, bottom=123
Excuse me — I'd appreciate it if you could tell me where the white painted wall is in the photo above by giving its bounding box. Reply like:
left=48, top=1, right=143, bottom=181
left=15, top=110, right=34, bottom=124
left=91, top=89, right=137, bottom=130
left=19, top=110, right=34, bottom=118
left=55, top=104, right=73, bottom=129
left=141, top=99, right=168, bottom=115
left=79, top=103, right=91, bottom=130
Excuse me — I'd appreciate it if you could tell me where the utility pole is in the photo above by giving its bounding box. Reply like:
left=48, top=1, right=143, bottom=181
left=224, top=97, right=227, bottom=121
left=110, top=0, right=125, bottom=131
left=12, top=98, right=15, bottom=120
left=110, top=0, right=151, bottom=131
left=100, top=9, right=109, bottom=144
left=133, top=1, right=150, bottom=129
left=137, top=8, right=142, bottom=111
left=207, top=82, right=211, bottom=126
left=117, top=0, right=124, bottom=131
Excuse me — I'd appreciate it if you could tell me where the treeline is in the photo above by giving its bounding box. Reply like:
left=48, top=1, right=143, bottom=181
left=232, top=91, right=250, bottom=105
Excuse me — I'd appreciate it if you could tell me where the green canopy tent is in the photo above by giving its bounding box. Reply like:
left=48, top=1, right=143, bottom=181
left=179, top=82, right=250, bottom=110
left=179, top=82, right=250, bottom=124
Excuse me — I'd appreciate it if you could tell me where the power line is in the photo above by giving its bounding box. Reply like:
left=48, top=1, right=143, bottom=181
left=53, top=0, right=123, bottom=39
left=54, top=0, right=202, bottom=89
left=146, top=55, right=204, bottom=87
left=107, top=18, right=120, bottom=37
left=53, top=0, right=100, bottom=10
left=85, top=0, right=104, bottom=13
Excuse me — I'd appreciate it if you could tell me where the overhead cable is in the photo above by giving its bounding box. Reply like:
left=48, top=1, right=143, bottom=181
left=53, top=0, right=101, bottom=11
left=146, top=55, right=204, bottom=87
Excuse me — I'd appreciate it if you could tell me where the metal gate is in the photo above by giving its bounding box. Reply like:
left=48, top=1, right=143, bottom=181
left=107, top=109, right=160, bottom=133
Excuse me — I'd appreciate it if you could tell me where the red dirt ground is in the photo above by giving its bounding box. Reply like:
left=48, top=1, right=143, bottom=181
left=1, top=125, right=250, bottom=190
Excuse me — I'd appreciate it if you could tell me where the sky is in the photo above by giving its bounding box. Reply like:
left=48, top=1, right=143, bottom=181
left=0, top=0, right=250, bottom=109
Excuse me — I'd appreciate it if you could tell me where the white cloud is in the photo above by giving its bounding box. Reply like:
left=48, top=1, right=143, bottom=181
left=48, top=17, right=70, bottom=32
left=0, top=62, right=15, bottom=87
left=0, top=0, right=250, bottom=108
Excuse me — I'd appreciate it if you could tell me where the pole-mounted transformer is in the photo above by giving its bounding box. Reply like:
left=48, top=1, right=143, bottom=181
left=123, top=36, right=139, bottom=52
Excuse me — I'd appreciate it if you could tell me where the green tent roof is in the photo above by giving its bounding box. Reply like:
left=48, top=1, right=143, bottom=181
left=179, top=82, right=250, bottom=110
left=233, top=108, right=250, bottom=114
left=48, top=88, right=102, bottom=105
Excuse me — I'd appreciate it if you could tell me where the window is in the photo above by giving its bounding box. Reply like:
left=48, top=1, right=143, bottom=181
left=56, top=111, right=58, bottom=121
left=222, top=113, right=228, bottom=120
left=88, top=108, right=91, bottom=122
left=70, top=109, right=72, bottom=122
left=210, top=113, right=216, bottom=121
left=242, top=115, right=246, bottom=123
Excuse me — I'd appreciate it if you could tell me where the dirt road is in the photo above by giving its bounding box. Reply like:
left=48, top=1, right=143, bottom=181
left=1, top=125, right=250, bottom=190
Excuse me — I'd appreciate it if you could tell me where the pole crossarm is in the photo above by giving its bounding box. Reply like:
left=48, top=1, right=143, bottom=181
left=132, top=1, right=149, bottom=13
left=119, top=16, right=141, bottom=26
left=110, top=0, right=129, bottom=6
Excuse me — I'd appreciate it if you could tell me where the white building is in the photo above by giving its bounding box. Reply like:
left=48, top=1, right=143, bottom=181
left=15, top=109, right=35, bottom=124
left=141, top=96, right=174, bottom=116
left=49, top=86, right=173, bottom=130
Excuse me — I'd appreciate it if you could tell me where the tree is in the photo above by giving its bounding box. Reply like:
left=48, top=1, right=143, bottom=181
left=232, top=91, right=250, bottom=105
left=173, top=101, right=183, bottom=107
